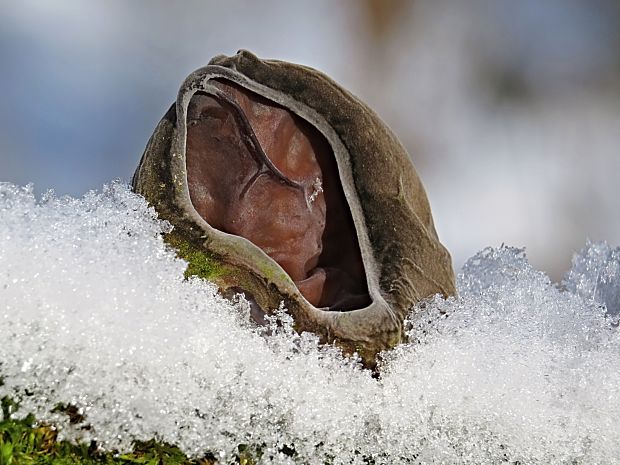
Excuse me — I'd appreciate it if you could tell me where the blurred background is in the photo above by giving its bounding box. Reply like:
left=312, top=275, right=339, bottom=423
left=1, top=0, right=619, bottom=280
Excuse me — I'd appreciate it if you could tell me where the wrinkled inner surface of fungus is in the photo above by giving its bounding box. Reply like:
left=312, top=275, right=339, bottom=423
left=186, top=79, right=370, bottom=310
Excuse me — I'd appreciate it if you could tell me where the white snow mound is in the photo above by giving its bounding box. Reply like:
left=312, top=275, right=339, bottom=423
left=1, top=182, right=619, bottom=465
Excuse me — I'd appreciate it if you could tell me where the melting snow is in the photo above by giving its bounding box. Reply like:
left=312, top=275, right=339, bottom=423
left=0, top=182, right=619, bottom=464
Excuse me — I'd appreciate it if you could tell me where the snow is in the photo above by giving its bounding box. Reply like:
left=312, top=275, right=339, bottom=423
left=1, top=182, right=619, bottom=464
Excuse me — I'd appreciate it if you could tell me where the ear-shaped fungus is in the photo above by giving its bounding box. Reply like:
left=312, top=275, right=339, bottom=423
left=132, top=50, right=456, bottom=368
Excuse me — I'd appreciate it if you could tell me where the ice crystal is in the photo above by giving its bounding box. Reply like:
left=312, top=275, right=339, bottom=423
left=563, top=240, right=620, bottom=319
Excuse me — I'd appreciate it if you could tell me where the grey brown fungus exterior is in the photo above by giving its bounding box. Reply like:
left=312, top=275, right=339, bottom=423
left=132, top=50, right=456, bottom=368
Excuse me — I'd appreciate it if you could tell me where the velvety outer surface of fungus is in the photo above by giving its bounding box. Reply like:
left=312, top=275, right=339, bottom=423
left=133, top=50, right=457, bottom=368
left=186, top=80, right=371, bottom=310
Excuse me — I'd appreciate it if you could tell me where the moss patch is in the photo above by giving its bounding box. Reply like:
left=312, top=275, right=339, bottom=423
left=165, top=234, right=226, bottom=281
left=0, top=418, right=203, bottom=464
left=0, top=397, right=216, bottom=465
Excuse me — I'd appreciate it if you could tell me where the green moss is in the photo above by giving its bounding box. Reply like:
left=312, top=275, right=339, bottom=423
left=0, top=415, right=276, bottom=464
left=1, top=399, right=265, bottom=465
left=0, top=396, right=220, bottom=465
left=164, top=234, right=226, bottom=281
left=0, top=403, right=211, bottom=465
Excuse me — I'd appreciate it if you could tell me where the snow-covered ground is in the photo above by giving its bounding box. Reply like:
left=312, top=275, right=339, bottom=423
left=1, top=182, right=619, bottom=464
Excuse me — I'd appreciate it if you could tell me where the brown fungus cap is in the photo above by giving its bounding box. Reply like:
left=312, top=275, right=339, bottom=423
left=132, top=50, right=456, bottom=368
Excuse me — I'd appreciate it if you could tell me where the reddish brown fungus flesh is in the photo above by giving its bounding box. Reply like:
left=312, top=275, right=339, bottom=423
left=186, top=79, right=370, bottom=310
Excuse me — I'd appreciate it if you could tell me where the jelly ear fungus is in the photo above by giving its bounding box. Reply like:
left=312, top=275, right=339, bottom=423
left=133, top=50, right=456, bottom=368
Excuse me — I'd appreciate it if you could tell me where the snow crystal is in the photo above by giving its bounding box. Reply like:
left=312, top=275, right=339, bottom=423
left=1, top=182, right=619, bottom=464
left=563, top=240, right=620, bottom=319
